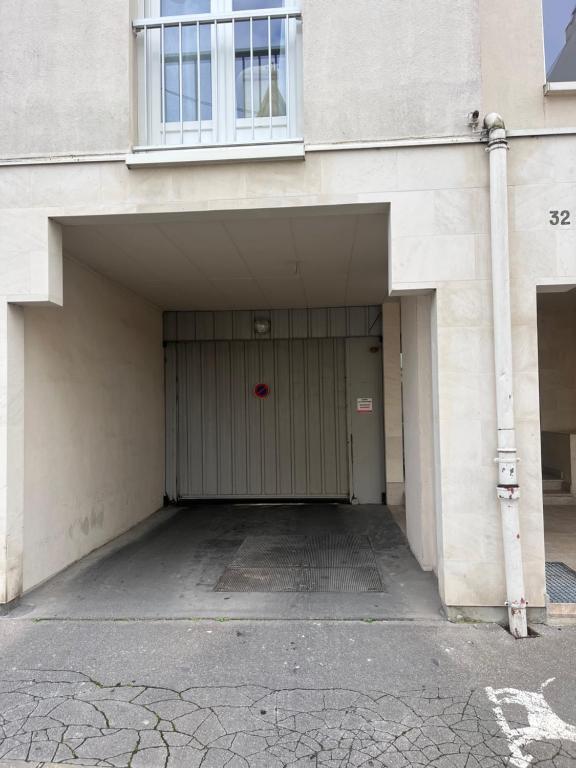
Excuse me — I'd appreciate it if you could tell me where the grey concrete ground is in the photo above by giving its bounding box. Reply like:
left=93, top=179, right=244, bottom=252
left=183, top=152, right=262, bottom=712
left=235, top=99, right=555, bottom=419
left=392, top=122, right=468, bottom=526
left=1, top=504, right=575, bottom=767
left=0, top=620, right=575, bottom=767
left=6, top=505, right=442, bottom=621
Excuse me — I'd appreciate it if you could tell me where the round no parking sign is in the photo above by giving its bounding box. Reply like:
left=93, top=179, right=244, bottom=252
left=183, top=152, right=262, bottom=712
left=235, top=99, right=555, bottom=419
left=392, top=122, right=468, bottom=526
left=253, top=383, right=270, bottom=399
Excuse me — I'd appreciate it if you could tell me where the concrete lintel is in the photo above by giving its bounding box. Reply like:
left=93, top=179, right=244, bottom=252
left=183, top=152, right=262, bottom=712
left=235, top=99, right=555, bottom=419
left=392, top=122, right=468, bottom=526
left=388, top=285, right=436, bottom=297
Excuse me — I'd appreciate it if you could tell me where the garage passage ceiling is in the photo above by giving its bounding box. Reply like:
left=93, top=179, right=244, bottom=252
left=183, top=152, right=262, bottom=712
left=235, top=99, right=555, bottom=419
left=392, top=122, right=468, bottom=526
left=60, top=204, right=389, bottom=310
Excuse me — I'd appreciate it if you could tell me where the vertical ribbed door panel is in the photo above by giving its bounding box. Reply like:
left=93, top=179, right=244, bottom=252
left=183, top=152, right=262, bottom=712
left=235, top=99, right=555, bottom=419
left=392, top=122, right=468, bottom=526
left=166, top=338, right=348, bottom=499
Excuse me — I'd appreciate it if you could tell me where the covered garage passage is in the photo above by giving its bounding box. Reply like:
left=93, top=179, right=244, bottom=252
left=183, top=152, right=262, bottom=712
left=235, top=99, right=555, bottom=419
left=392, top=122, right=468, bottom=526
left=13, top=203, right=440, bottom=618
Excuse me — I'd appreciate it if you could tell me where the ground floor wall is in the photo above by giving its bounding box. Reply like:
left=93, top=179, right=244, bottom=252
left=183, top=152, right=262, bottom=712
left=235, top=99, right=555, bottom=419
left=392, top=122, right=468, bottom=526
left=3, top=134, right=575, bottom=611
left=22, top=257, right=164, bottom=590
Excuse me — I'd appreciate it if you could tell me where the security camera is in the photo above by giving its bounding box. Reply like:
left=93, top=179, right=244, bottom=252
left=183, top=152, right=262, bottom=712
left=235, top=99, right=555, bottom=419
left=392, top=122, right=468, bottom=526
left=467, top=110, right=481, bottom=130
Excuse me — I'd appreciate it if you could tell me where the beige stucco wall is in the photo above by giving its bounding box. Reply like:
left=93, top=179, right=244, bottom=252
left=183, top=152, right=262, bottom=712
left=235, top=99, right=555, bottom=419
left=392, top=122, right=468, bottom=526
left=302, top=0, right=481, bottom=144
left=1, top=0, right=575, bottom=615
left=538, top=290, right=576, bottom=433
left=3, top=0, right=576, bottom=161
left=0, top=0, right=133, bottom=158
left=22, top=256, right=164, bottom=591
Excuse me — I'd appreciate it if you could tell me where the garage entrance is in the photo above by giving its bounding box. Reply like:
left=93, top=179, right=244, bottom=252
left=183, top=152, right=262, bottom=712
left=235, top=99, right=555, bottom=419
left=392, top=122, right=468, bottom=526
left=165, top=307, right=386, bottom=504
left=15, top=204, right=434, bottom=616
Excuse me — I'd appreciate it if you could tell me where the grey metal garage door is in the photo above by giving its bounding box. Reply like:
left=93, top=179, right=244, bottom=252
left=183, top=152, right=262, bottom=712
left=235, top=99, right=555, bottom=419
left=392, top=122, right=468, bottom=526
left=166, top=338, right=349, bottom=499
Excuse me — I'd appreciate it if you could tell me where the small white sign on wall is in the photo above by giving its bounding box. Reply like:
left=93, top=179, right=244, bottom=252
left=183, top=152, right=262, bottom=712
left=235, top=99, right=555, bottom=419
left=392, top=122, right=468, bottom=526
left=356, top=397, right=373, bottom=413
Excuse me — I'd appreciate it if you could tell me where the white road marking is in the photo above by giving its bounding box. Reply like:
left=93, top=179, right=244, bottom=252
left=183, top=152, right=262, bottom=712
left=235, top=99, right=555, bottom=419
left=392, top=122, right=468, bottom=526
left=486, top=678, right=576, bottom=767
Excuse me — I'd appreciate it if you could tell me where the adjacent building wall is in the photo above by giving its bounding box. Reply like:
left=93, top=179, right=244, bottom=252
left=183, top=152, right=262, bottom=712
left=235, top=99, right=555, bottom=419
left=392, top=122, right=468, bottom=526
left=479, top=0, right=576, bottom=129
left=538, top=290, right=576, bottom=433
left=22, top=256, right=164, bottom=590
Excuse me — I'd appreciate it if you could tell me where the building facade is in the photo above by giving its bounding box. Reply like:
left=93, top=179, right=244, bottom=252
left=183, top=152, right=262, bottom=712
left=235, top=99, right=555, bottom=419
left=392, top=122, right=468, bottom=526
left=1, top=0, right=576, bottom=629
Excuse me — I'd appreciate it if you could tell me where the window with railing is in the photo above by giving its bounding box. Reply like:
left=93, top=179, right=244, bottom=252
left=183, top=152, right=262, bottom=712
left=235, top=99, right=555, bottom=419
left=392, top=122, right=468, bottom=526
left=134, top=0, right=302, bottom=149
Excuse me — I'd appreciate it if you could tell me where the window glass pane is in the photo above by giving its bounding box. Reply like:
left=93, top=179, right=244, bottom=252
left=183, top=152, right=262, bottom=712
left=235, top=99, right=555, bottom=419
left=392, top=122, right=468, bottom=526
left=164, top=23, right=212, bottom=122
left=543, top=0, right=576, bottom=80
left=233, top=0, right=285, bottom=11
left=235, top=17, right=286, bottom=118
left=161, top=0, right=210, bottom=15
left=164, top=26, right=180, bottom=122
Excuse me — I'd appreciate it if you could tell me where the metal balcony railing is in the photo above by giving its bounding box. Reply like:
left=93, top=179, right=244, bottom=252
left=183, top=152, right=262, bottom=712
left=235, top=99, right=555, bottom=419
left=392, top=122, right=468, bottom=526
left=133, top=8, right=302, bottom=150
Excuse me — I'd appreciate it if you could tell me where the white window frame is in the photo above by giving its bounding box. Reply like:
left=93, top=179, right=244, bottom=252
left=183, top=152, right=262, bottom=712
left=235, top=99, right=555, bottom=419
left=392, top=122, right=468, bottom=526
left=135, top=0, right=302, bottom=149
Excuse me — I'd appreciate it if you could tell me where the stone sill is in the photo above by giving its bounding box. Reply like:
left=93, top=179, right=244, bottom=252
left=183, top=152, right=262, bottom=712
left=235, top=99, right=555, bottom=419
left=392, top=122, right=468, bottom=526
left=126, top=141, right=305, bottom=168
left=544, top=81, right=576, bottom=96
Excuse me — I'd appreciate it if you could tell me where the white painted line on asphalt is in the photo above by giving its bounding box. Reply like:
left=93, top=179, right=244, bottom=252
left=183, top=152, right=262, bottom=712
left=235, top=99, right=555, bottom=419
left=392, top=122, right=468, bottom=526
left=486, top=678, right=576, bottom=768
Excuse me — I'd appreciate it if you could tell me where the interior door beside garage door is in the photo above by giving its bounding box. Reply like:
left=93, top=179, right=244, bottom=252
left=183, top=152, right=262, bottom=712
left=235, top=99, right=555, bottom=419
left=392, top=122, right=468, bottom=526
left=166, top=339, right=349, bottom=499
left=346, top=337, right=386, bottom=504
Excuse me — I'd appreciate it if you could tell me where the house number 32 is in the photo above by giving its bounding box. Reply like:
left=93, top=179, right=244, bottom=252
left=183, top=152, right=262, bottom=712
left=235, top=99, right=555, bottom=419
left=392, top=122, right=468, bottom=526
left=549, top=210, right=571, bottom=225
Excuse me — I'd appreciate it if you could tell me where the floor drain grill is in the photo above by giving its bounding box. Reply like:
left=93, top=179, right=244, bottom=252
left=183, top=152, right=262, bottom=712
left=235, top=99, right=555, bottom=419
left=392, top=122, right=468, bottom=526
left=546, top=561, right=576, bottom=603
left=215, top=534, right=384, bottom=593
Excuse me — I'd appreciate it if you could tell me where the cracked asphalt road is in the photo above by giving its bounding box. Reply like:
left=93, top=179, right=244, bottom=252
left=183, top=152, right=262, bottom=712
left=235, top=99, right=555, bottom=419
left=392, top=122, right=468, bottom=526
left=0, top=619, right=575, bottom=766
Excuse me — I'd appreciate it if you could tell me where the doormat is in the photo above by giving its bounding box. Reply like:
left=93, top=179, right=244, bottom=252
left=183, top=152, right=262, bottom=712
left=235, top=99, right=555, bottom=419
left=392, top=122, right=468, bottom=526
left=546, top=561, right=576, bottom=603
left=215, top=534, right=384, bottom=592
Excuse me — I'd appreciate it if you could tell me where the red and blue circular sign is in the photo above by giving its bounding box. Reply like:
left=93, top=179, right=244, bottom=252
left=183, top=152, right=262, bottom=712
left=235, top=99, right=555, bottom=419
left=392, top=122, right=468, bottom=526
left=253, top=383, right=270, bottom=399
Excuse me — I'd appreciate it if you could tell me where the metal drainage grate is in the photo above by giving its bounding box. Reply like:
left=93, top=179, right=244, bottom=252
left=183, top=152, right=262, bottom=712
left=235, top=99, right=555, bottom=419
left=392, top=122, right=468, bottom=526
left=215, top=535, right=384, bottom=593
left=546, top=561, right=576, bottom=603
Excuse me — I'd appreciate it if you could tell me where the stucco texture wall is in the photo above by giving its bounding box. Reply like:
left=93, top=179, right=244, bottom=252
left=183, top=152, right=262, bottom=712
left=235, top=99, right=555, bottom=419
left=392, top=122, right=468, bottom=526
left=538, top=290, right=576, bottom=433
left=22, top=257, right=164, bottom=591
left=3, top=0, right=576, bottom=159
left=302, top=0, right=481, bottom=144
left=0, top=0, right=132, bottom=158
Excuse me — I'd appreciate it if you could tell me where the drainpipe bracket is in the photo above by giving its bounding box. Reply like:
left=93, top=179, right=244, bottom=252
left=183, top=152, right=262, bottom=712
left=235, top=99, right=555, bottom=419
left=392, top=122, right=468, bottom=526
left=497, top=485, right=520, bottom=500
left=485, top=139, right=509, bottom=153
left=505, top=599, right=528, bottom=609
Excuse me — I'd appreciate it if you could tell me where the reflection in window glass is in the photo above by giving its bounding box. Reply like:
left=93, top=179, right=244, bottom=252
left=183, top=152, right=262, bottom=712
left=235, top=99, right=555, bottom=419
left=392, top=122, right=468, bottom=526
left=235, top=17, right=286, bottom=118
left=543, top=0, right=576, bottom=80
left=161, top=0, right=210, bottom=15
left=233, top=1, right=285, bottom=11
left=164, top=24, right=212, bottom=122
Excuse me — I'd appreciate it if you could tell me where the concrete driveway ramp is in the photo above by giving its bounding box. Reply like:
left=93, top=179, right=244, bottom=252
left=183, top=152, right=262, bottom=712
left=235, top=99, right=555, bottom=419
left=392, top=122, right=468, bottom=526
left=6, top=504, right=443, bottom=620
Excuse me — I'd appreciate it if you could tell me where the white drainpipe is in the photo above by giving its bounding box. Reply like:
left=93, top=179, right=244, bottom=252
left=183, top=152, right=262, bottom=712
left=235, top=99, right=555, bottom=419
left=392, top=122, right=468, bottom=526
left=484, top=113, right=528, bottom=639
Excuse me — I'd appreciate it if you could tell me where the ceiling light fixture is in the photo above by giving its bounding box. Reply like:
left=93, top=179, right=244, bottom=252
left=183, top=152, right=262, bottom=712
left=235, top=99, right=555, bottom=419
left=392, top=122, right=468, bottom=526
left=254, top=318, right=271, bottom=336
